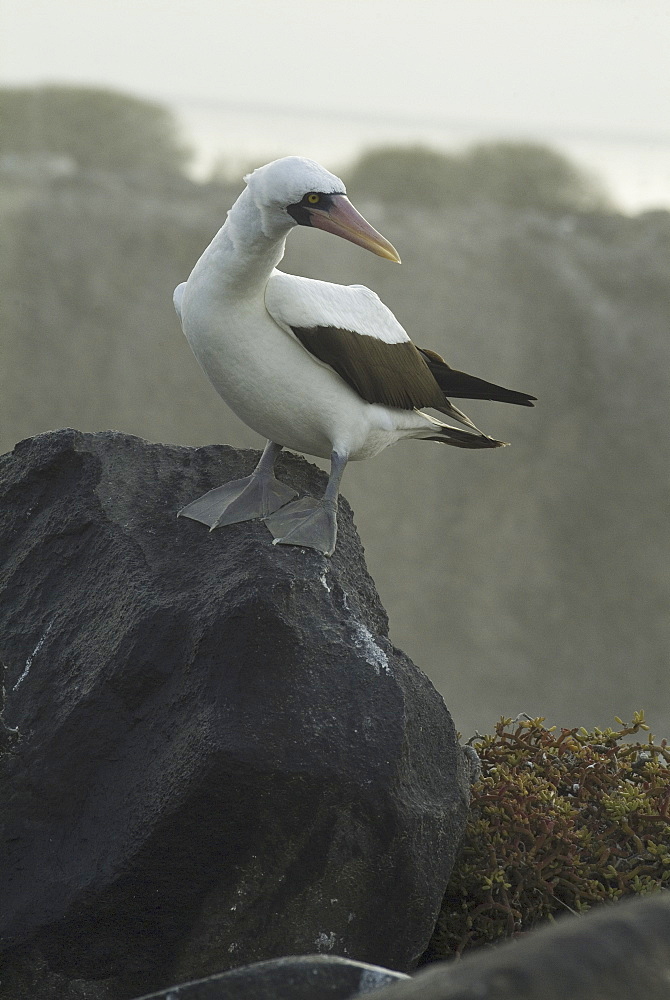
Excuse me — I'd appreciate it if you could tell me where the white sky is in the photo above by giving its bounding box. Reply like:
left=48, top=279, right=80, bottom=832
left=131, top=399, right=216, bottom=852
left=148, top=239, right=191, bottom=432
left=3, top=0, right=670, bottom=208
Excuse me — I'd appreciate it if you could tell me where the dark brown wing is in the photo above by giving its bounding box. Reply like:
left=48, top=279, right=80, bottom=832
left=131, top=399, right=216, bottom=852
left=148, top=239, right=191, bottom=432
left=291, top=326, right=536, bottom=412
left=291, top=326, right=446, bottom=410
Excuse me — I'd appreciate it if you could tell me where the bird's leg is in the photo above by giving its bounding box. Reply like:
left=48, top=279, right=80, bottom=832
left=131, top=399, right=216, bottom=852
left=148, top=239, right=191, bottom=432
left=264, top=450, right=348, bottom=557
left=178, top=440, right=298, bottom=530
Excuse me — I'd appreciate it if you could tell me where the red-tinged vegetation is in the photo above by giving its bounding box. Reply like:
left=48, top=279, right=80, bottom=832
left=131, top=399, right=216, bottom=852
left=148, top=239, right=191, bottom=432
left=426, top=713, right=670, bottom=961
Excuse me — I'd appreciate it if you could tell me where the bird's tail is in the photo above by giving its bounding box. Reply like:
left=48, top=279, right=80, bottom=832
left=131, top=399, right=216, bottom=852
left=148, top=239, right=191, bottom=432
left=422, top=424, right=508, bottom=449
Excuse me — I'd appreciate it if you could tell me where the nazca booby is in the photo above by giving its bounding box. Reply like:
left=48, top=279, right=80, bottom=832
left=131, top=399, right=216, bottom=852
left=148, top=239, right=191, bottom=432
left=174, top=156, right=535, bottom=556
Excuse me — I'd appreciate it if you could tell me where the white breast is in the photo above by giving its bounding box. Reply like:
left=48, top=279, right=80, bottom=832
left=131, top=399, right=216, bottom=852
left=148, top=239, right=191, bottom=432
left=179, top=273, right=403, bottom=461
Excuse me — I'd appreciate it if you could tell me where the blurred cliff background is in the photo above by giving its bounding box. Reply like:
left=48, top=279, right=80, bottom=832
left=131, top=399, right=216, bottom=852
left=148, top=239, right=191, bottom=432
left=2, top=0, right=669, bottom=737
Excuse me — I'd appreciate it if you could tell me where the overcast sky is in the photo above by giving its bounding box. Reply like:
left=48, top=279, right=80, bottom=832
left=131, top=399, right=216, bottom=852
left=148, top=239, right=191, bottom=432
left=3, top=0, right=670, bottom=207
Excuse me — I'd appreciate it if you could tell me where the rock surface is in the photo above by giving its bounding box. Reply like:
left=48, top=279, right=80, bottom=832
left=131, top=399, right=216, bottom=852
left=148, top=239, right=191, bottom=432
left=0, top=430, right=470, bottom=1000
left=135, top=954, right=408, bottom=999
left=369, top=892, right=670, bottom=1000
left=0, top=660, right=19, bottom=754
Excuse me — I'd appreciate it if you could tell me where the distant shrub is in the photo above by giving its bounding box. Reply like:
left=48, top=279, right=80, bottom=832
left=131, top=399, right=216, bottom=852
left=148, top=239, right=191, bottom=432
left=426, top=714, right=670, bottom=961
left=0, top=85, right=191, bottom=177
left=464, top=141, right=609, bottom=211
left=347, top=146, right=470, bottom=208
left=348, top=142, right=610, bottom=212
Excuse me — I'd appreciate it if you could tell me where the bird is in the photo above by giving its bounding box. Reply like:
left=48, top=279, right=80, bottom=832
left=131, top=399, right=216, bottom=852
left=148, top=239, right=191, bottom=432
left=173, top=156, right=535, bottom=556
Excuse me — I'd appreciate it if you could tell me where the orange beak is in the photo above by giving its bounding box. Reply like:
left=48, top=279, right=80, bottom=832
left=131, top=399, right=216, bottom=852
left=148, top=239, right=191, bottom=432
left=308, top=195, right=401, bottom=262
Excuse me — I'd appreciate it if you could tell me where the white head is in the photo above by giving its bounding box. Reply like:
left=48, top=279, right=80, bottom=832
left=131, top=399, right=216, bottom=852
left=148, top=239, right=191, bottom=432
left=244, top=156, right=345, bottom=210
left=241, top=156, right=400, bottom=262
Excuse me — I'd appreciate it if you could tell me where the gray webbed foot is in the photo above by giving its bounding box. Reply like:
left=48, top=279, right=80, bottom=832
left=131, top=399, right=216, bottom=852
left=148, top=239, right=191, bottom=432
left=264, top=497, right=338, bottom=556
left=178, top=440, right=297, bottom=530
left=178, top=474, right=298, bottom=529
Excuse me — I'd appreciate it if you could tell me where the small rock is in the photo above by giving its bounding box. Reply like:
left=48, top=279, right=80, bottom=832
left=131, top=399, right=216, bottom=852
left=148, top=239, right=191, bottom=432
left=368, top=892, right=670, bottom=1000
left=134, top=954, right=408, bottom=999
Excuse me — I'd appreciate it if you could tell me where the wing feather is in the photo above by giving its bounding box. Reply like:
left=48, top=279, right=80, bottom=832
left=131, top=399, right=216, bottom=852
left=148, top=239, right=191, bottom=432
left=265, top=271, right=536, bottom=414
left=265, top=271, right=409, bottom=344
left=266, top=271, right=445, bottom=410
left=290, top=327, right=446, bottom=410
left=418, top=349, right=536, bottom=406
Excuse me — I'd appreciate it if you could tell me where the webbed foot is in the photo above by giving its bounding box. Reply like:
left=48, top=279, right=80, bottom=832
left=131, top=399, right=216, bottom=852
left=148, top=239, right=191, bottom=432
left=264, top=496, right=337, bottom=556
left=178, top=474, right=297, bottom=529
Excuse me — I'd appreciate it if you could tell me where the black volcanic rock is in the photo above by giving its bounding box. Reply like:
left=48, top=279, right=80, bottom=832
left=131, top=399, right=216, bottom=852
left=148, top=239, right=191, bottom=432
left=0, top=660, right=19, bottom=754
left=0, top=430, right=470, bottom=1000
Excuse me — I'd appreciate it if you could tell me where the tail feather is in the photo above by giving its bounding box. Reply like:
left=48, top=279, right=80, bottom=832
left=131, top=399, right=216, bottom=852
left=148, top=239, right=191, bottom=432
left=419, top=348, right=536, bottom=407
left=425, top=426, right=508, bottom=449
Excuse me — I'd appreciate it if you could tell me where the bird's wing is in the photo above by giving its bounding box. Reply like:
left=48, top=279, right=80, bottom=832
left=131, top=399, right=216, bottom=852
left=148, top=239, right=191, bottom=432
left=265, top=271, right=446, bottom=411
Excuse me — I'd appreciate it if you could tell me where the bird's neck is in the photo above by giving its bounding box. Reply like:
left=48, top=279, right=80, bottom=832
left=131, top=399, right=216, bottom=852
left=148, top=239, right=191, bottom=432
left=194, top=187, right=290, bottom=297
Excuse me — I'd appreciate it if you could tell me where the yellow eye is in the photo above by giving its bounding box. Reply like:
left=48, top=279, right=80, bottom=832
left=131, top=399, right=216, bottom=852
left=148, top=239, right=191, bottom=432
left=307, top=193, right=320, bottom=204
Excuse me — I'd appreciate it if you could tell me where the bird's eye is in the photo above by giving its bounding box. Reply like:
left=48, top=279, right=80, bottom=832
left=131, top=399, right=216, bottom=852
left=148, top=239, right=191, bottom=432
left=306, top=193, right=320, bottom=204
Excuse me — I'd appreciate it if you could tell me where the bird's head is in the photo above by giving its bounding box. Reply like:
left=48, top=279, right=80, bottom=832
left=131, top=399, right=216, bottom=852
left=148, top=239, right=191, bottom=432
left=244, top=156, right=401, bottom=262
